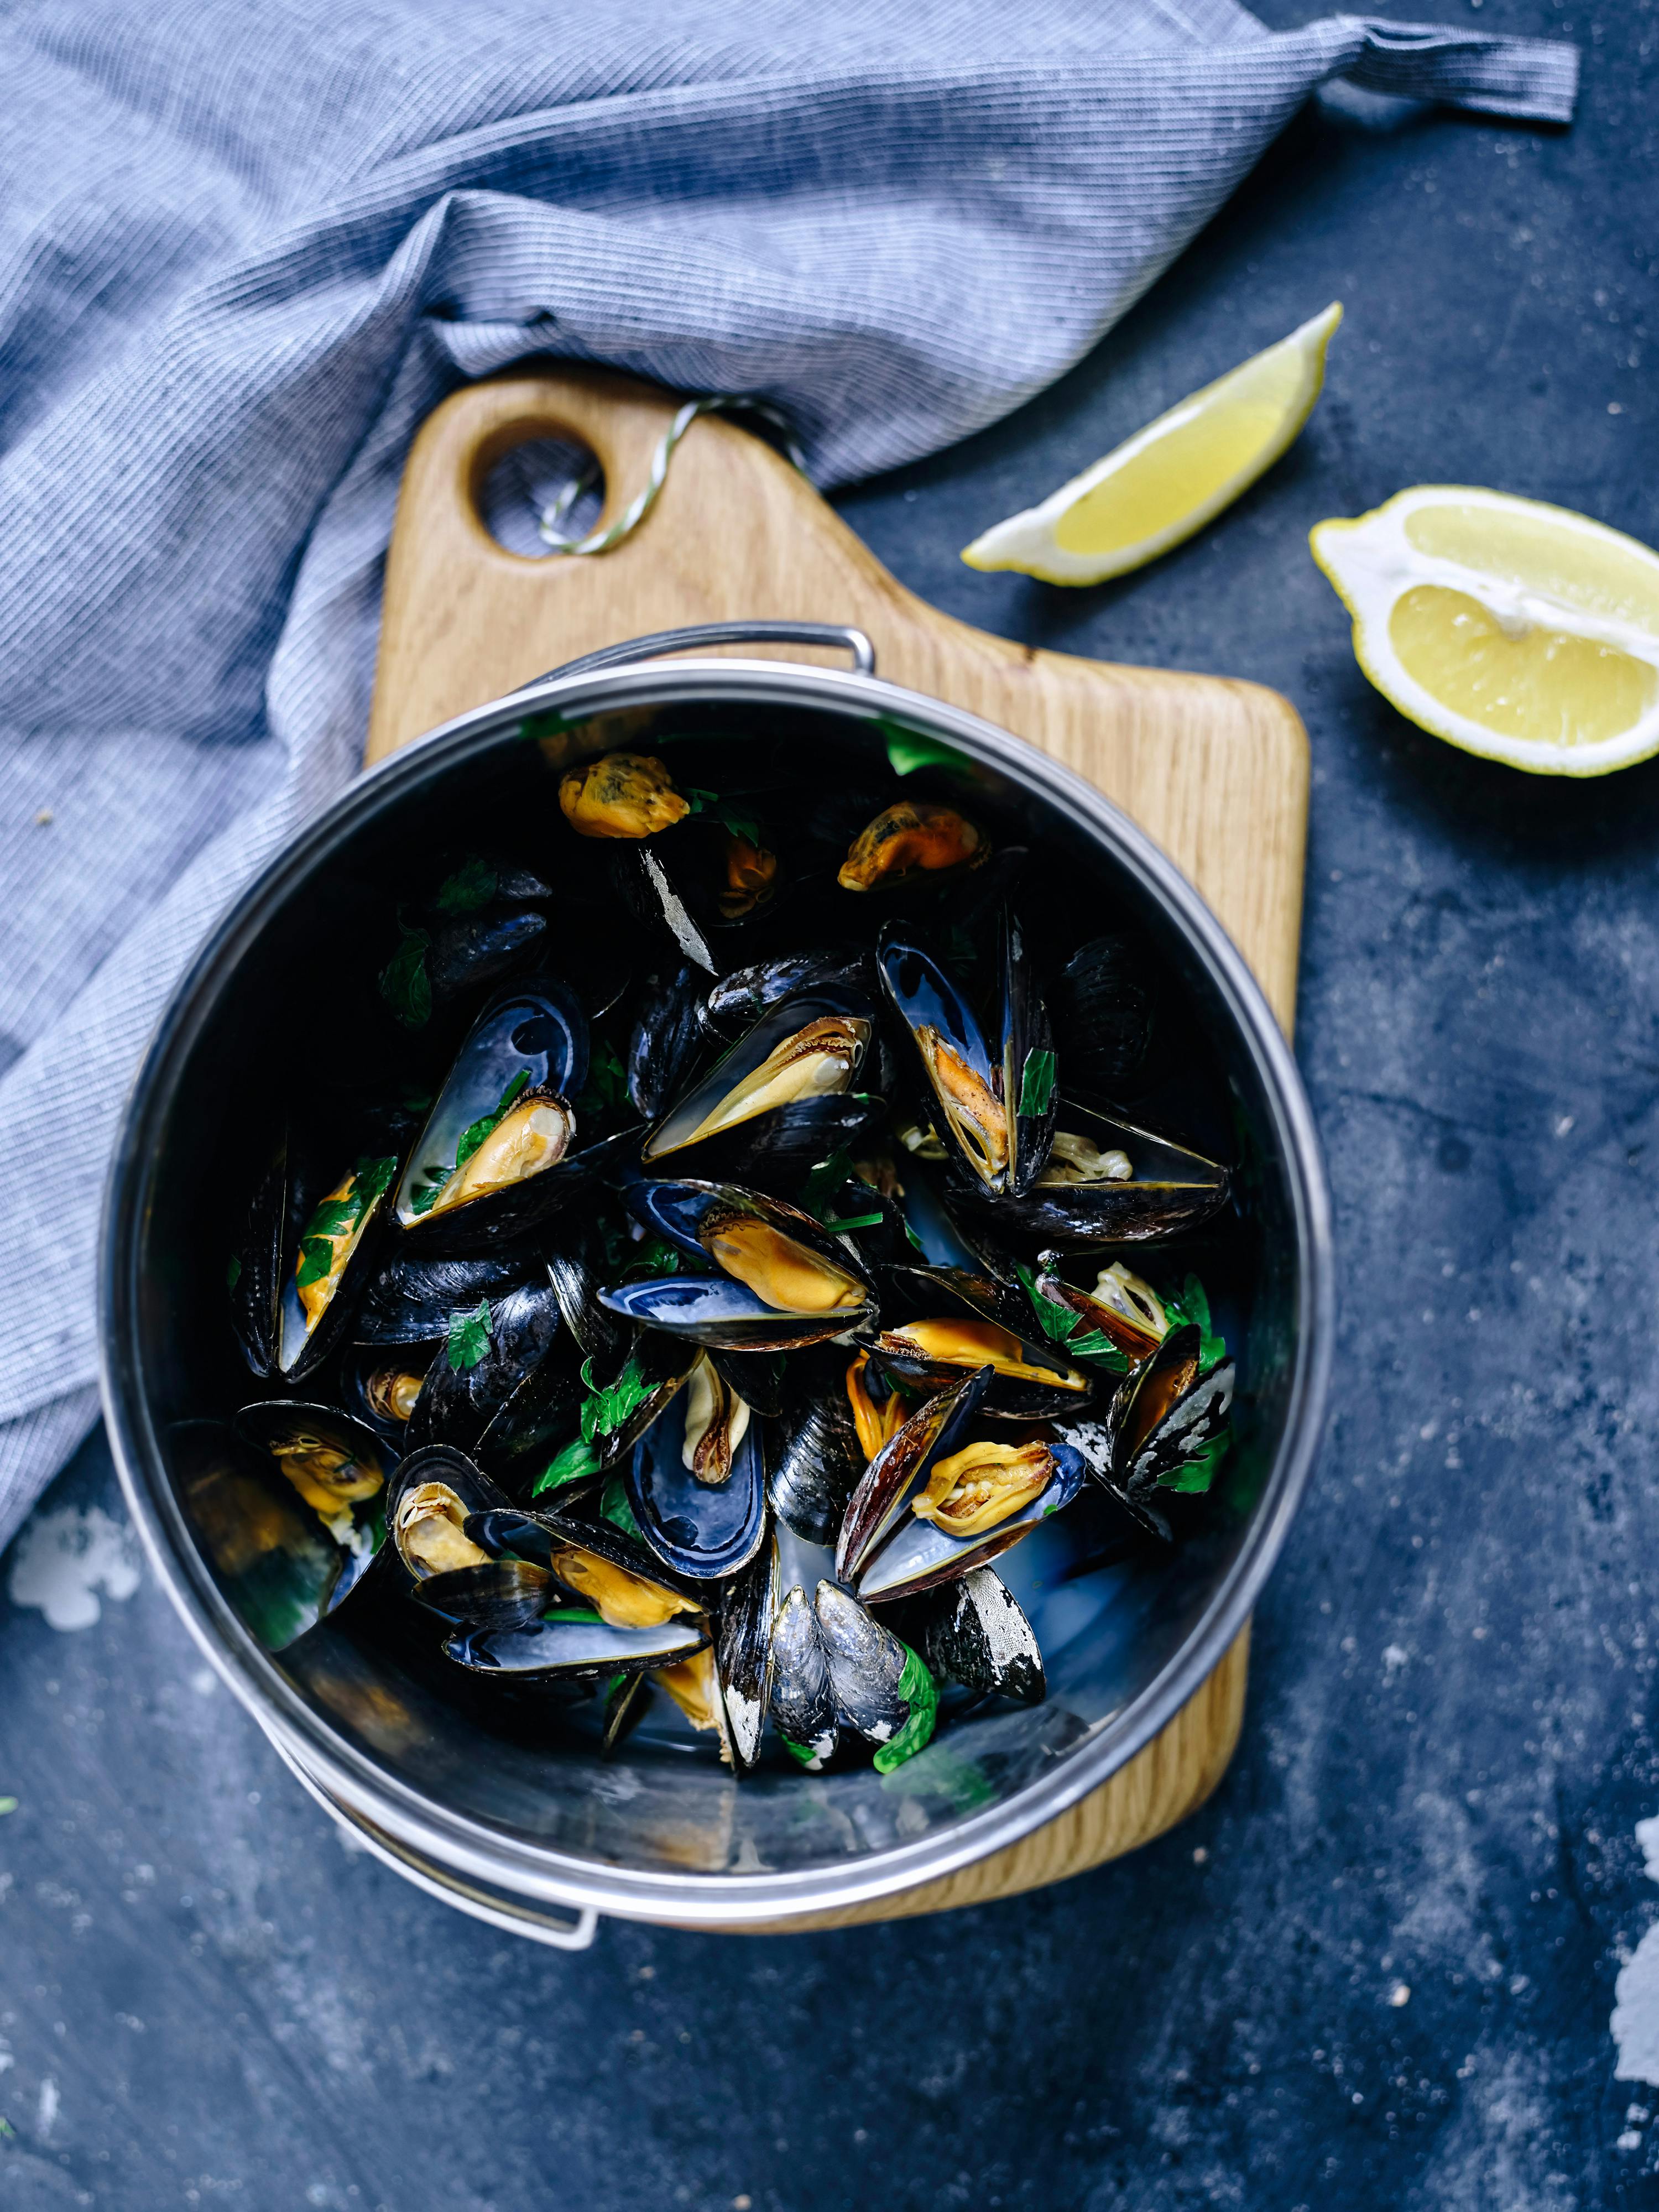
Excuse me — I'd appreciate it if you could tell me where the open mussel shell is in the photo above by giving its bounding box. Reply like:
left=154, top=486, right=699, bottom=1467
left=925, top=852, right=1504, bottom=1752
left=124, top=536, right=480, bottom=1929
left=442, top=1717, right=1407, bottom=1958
left=270, top=1150, right=400, bottom=1381
left=854, top=1438, right=1086, bottom=1606
left=997, top=904, right=1056, bottom=1195
left=834, top=1368, right=991, bottom=1585
left=877, top=925, right=1011, bottom=1195
left=384, top=1444, right=511, bottom=1579
left=627, top=964, right=710, bottom=1119
left=173, top=1420, right=358, bottom=1653
left=641, top=987, right=878, bottom=1177
left=442, top=1611, right=708, bottom=1679
left=710, top=1536, right=778, bottom=1773
left=704, top=948, right=873, bottom=1034
left=865, top=1264, right=1092, bottom=1420
left=624, top=1384, right=768, bottom=1581
left=405, top=1277, right=568, bottom=1458
left=957, top=1095, right=1229, bottom=1247
left=885, top=1566, right=1046, bottom=1706
left=233, top=1402, right=390, bottom=1580
left=393, top=978, right=589, bottom=1250
left=1104, top=1324, right=1235, bottom=1499
left=546, top=1237, right=632, bottom=1370
left=1034, top=1251, right=1167, bottom=1366
left=605, top=1181, right=877, bottom=1350
left=413, top=1557, right=557, bottom=1631
left=342, top=1345, right=433, bottom=1447
left=466, top=1505, right=703, bottom=1622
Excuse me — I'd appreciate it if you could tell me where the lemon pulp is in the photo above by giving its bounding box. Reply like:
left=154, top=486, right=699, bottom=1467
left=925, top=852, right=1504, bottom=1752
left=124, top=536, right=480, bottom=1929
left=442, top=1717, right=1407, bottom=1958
left=1053, top=399, right=1295, bottom=558
left=1388, top=586, right=1658, bottom=748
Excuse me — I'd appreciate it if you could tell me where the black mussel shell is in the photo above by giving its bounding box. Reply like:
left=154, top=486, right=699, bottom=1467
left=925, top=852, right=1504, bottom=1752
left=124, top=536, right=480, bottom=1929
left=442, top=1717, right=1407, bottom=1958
left=813, top=1583, right=933, bottom=1757
left=546, top=1237, right=632, bottom=1369
left=233, top=1401, right=390, bottom=1569
left=707, top=1346, right=786, bottom=1418
left=628, top=964, right=709, bottom=1118
left=625, top=1386, right=768, bottom=1581
left=998, top=904, right=1056, bottom=1196
left=1033, top=1251, right=1166, bottom=1366
left=953, top=1095, right=1229, bottom=1248
left=273, top=1150, right=400, bottom=1382
left=768, top=1584, right=838, bottom=1771
left=711, top=1536, right=778, bottom=1773
left=342, top=1345, right=433, bottom=1446
left=405, top=1278, right=565, bottom=1455
left=835, top=1368, right=991, bottom=1584
left=1104, top=1325, right=1235, bottom=1500
left=885, top=1567, right=1046, bottom=1706
left=393, top=978, right=589, bottom=1250
left=1055, top=932, right=1155, bottom=1098
left=768, top=1386, right=863, bottom=1547
left=413, top=1557, right=556, bottom=1630
left=173, top=1420, right=356, bottom=1652
left=853, top=1438, right=1087, bottom=1606
left=614, top=814, right=781, bottom=975
left=443, top=1613, right=707, bottom=1678
left=641, top=988, right=877, bottom=1175
left=603, top=1669, right=653, bottom=1751
left=353, top=1248, right=546, bottom=1344
left=704, top=948, right=873, bottom=1033
left=385, top=1443, right=512, bottom=1578
left=877, top=925, right=1010, bottom=1194
left=228, top=1144, right=285, bottom=1378
left=425, top=906, right=549, bottom=1008
left=678, top=1091, right=889, bottom=1188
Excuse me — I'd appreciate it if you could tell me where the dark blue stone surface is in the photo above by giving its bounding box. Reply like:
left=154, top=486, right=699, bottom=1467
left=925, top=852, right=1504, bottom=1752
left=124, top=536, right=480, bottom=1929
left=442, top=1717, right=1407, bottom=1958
left=4, top=4, right=1657, bottom=2203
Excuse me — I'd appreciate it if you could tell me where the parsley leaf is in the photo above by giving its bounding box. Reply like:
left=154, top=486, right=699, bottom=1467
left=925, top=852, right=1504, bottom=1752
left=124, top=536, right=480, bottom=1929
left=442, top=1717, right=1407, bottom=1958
left=879, top=718, right=963, bottom=779
left=533, top=1437, right=602, bottom=1494
left=295, top=1235, right=337, bottom=1290
left=1160, top=1432, right=1230, bottom=1494
left=354, top=1155, right=398, bottom=1211
left=446, top=1301, right=493, bottom=1371
left=797, top=1147, right=857, bottom=1220
left=598, top=1472, right=645, bottom=1542
left=577, top=1037, right=628, bottom=1120
left=1164, top=1273, right=1227, bottom=1375
left=578, top=1354, right=653, bottom=1444
left=434, top=855, right=497, bottom=914
left=226, top=1254, right=242, bottom=1292
left=456, top=1071, right=532, bottom=1170
left=305, top=1198, right=359, bottom=1240
left=410, top=1175, right=447, bottom=1217
left=1014, top=1262, right=1127, bottom=1372
left=378, top=920, right=432, bottom=1029
left=1018, top=1047, right=1058, bottom=1120
left=1015, top=1261, right=1082, bottom=1348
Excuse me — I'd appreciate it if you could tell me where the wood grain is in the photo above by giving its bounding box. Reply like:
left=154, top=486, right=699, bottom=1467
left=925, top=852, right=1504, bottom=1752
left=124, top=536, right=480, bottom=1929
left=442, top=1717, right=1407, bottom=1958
left=367, top=367, right=1307, bottom=1926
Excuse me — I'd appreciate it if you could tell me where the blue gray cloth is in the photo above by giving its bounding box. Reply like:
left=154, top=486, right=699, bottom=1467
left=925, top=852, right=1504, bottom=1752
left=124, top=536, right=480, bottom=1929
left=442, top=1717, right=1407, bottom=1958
left=0, top=0, right=1575, bottom=1548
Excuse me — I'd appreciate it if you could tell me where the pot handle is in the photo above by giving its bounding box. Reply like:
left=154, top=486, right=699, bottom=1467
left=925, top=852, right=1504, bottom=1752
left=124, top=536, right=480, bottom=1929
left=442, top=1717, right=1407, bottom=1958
left=519, top=619, right=877, bottom=688
left=268, top=1735, right=600, bottom=1953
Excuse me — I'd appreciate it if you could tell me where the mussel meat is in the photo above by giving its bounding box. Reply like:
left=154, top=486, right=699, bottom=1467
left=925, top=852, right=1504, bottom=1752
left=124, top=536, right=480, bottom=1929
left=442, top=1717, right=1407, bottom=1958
left=558, top=752, right=690, bottom=839
left=838, top=801, right=985, bottom=893
left=641, top=990, right=875, bottom=1175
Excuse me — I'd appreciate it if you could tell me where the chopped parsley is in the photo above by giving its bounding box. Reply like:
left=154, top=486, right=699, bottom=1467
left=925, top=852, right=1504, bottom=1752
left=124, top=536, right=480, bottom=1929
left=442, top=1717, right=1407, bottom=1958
left=578, top=1353, right=653, bottom=1445
left=434, top=855, right=497, bottom=914
left=1018, top=1047, right=1057, bottom=1120
left=533, top=1437, right=603, bottom=1495
left=446, top=1300, right=493, bottom=1371
left=378, top=917, right=431, bottom=1029
left=294, top=1158, right=395, bottom=1287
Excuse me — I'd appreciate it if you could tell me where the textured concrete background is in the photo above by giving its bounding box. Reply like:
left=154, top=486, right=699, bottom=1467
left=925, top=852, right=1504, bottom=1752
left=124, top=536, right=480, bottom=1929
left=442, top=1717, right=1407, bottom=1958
left=4, top=2, right=1657, bottom=2204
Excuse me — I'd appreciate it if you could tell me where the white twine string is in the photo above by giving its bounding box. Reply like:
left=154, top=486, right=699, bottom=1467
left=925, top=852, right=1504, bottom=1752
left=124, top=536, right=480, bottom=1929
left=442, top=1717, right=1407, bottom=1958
left=536, top=394, right=807, bottom=556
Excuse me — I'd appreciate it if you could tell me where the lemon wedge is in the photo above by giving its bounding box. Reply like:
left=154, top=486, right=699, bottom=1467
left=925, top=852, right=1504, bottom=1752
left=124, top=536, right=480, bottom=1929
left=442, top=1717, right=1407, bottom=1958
left=1311, top=487, right=1659, bottom=776
left=962, top=303, right=1342, bottom=586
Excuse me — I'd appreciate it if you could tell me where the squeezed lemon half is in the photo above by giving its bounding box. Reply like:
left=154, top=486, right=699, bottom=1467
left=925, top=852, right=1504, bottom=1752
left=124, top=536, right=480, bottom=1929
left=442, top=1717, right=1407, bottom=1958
left=1311, top=487, right=1659, bottom=776
left=961, top=303, right=1342, bottom=586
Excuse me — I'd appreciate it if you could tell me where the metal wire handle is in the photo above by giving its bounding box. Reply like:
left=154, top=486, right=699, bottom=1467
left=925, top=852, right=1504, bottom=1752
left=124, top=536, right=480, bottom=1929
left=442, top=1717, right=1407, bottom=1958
left=536, top=394, right=808, bottom=558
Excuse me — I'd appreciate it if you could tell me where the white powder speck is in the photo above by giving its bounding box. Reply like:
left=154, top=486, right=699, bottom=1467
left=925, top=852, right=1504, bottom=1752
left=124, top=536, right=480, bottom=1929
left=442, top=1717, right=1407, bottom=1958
left=37, top=2077, right=59, bottom=2137
left=1612, top=1819, right=1659, bottom=2083
left=8, top=1507, right=141, bottom=1631
left=190, top=1668, right=218, bottom=1698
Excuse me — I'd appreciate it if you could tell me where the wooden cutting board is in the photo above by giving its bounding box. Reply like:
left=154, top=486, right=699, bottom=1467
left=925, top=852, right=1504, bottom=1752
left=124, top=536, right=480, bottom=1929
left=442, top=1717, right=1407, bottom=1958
left=369, top=366, right=1310, bottom=1931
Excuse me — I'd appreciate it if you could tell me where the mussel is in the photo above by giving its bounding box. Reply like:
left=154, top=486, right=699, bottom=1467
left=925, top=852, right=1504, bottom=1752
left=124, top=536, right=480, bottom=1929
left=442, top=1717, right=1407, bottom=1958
left=1102, top=1323, right=1235, bottom=1501
left=641, top=988, right=879, bottom=1179
left=627, top=964, right=710, bottom=1119
left=710, top=1536, right=778, bottom=1772
left=813, top=1583, right=936, bottom=1767
left=1053, top=932, right=1156, bottom=1098
left=393, top=980, right=589, bottom=1250
left=232, top=1401, right=389, bottom=1611
left=557, top=752, right=690, bottom=839
left=768, top=1366, right=864, bottom=1546
left=352, top=1248, right=545, bottom=1345
left=704, top=949, right=873, bottom=1033
left=602, top=1181, right=877, bottom=1350
left=1032, top=1252, right=1168, bottom=1366
left=231, top=1144, right=399, bottom=1381
left=838, top=801, right=986, bottom=894
left=624, top=1370, right=768, bottom=1580
left=405, top=1277, right=575, bottom=1472
left=954, top=1096, right=1229, bottom=1246
left=864, top=1264, right=1091, bottom=1420
left=889, top=1567, right=1046, bottom=1707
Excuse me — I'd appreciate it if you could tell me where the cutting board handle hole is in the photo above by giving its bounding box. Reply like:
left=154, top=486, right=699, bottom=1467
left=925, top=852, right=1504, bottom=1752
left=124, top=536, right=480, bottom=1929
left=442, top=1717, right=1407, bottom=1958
left=476, top=433, right=605, bottom=559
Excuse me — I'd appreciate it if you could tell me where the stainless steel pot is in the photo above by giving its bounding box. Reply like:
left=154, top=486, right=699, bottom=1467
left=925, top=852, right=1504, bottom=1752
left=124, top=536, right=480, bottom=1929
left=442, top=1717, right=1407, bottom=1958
left=103, top=622, right=1332, bottom=1946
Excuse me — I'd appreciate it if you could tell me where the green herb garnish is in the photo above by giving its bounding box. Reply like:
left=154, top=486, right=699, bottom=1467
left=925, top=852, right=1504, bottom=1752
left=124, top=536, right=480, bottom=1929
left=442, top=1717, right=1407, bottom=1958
left=378, top=919, right=431, bottom=1029
left=456, top=1070, right=532, bottom=1168
left=872, top=1644, right=939, bottom=1773
left=446, top=1300, right=493, bottom=1372
left=1014, top=1262, right=1128, bottom=1373
left=1164, top=1273, right=1227, bottom=1375
left=1160, top=1433, right=1230, bottom=1495
left=533, top=1437, right=603, bottom=1494
left=577, top=1036, right=629, bottom=1120
left=579, top=1354, right=653, bottom=1445
left=879, top=718, right=963, bottom=779
left=598, top=1472, right=645, bottom=1542
left=434, top=855, right=497, bottom=914
left=226, top=1254, right=242, bottom=1292
left=1018, top=1048, right=1058, bottom=1120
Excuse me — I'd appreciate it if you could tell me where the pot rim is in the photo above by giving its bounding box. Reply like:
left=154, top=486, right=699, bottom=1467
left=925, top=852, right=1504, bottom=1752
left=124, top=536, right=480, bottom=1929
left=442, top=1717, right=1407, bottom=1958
left=102, top=652, right=1333, bottom=1927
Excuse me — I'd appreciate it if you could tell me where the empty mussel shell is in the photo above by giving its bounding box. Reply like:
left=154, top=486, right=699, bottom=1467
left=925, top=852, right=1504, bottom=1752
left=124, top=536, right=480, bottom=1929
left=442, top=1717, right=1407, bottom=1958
left=352, top=1248, right=546, bottom=1344
left=414, top=1557, right=557, bottom=1631
left=627, top=964, right=710, bottom=1119
left=641, top=988, right=877, bottom=1175
left=886, top=1567, right=1046, bottom=1707
left=767, top=1374, right=863, bottom=1547
left=393, top=978, right=589, bottom=1250
left=405, top=1277, right=568, bottom=1457
left=956, top=1095, right=1229, bottom=1247
left=442, top=1612, right=708, bottom=1678
left=624, top=1381, right=768, bottom=1581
